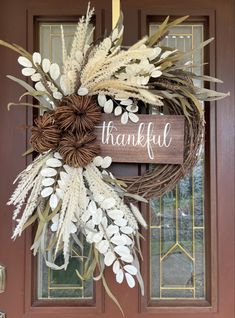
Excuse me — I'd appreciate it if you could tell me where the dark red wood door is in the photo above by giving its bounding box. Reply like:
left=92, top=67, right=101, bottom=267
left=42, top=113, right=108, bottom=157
left=0, top=0, right=234, bottom=318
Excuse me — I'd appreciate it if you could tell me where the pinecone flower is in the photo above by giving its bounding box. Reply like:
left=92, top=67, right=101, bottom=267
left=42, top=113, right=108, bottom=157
left=30, top=112, right=61, bottom=153
left=59, top=132, right=100, bottom=167
left=54, top=95, right=101, bottom=133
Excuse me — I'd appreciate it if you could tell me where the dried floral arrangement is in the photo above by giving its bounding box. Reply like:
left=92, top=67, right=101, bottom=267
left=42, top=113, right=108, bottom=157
left=1, top=3, right=228, bottom=313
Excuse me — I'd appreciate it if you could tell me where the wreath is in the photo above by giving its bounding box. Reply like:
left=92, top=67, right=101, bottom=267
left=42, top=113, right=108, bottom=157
left=1, top=3, right=228, bottom=312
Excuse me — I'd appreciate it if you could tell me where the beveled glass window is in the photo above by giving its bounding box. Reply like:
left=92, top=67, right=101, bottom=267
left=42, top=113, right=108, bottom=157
left=149, top=23, right=206, bottom=300
left=37, top=23, right=93, bottom=300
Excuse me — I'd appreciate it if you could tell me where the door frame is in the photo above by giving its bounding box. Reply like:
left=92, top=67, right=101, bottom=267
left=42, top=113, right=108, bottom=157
left=0, top=0, right=234, bottom=317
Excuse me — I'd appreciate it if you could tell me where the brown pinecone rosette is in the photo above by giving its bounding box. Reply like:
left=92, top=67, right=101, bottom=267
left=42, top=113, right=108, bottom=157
left=54, top=95, right=101, bottom=132
left=30, top=112, right=61, bottom=153
left=59, top=132, right=100, bottom=167
left=30, top=95, right=101, bottom=167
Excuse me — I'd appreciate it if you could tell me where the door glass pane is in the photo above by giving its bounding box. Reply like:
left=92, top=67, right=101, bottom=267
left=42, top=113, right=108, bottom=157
left=37, top=23, right=93, bottom=300
left=149, top=23, right=206, bottom=300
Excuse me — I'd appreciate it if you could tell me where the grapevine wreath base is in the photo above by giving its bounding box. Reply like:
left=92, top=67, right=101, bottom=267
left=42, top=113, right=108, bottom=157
left=1, top=3, right=228, bottom=313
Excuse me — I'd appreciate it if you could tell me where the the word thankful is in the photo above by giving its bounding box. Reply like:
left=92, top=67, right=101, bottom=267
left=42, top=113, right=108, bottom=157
left=95, top=114, right=185, bottom=164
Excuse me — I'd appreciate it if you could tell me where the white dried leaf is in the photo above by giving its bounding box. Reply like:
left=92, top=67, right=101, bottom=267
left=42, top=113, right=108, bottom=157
left=101, top=216, right=108, bottom=228
left=128, top=112, right=139, bottom=123
left=42, top=177, right=55, bottom=187
left=114, top=218, right=127, bottom=227
left=104, top=251, right=116, bottom=266
left=18, top=56, right=32, bottom=68
left=120, top=99, right=132, bottom=106
left=149, top=47, right=162, bottom=60
left=142, top=76, right=150, bottom=85
left=32, top=52, right=41, bottom=65
left=120, top=226, right=134, bottom=234
left=93, top=156, right=103, bottom=166
left=46, top=158, right=62, bottom=168
left=101, top=156, right=112, bottom=169
left=151, top=70, right=162, bottom=78
left=51, top=213, right=59, bottom=232
left=54, top=152, right=62, bottom=159
left=98, top=94, right=106, bottom=107
left=53, top=91, right=63, bottom=100
left=50, top=222, right=58, bottom=232
left=107, top=209, right=124, bottom=220
left=41, top=167, right=57, bottom=177
left=114, top=106, right=122, bottom=116
left=121, top=111, right=128, bottom=124
left=122, top=234, right=133, bottom=245
left=113, top=260, right=120, bottom=274
left=125, top=272, right=135, bottom=288
left=22, top=68, right=36, bottom=76
left=124, top=264, right=137, bottom=275
left=96, top=240, right=109, bottom=254
left=121, top=254, right=133, bottom=263
left=101, top=198, right=116, bottom=210
left=86, top=220, right=95, bottom=230
left=92, top=232, right=103, bottom=243
left=49, top=193, right=58, bottom=210
left=49, top=63, right=60, bottom=80
left=106, top=225, right=119, bottom=237
left=41, top=187, right=53, bottom=198
left=42, top=58, right=51, bottom=73
left=69, top=222, right=77, bottom=234
left=31, top=73, right=41, bottom=82
left=81, top=210, right=91, bottom=223
left=104, top=99, right=113, bottom=114
left=86, top=231, right=96, bottom=243
left=88, top=200, right=97, bottom=214
left=35, top=81, right=46, bottom=92
left=77, top=86, right=88, bottom=96
left=92, top=208, right=102, bottom=225
left=116, top=269, right=124, bottom=284
left=111, top=234, right=126, bottom=246
left=114, top=245, right=130, bottom=257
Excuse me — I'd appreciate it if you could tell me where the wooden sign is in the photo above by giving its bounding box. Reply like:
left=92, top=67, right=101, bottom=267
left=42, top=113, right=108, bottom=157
left=94, top=114, right=185, bottom=164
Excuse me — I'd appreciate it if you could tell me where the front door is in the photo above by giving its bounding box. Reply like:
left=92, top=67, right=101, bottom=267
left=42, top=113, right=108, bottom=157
left=0, top=0, right=234, bottom=317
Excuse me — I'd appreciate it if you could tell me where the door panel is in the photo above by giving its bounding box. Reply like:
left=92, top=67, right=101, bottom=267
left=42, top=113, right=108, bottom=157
left=122, top=0, right=234, bottom=316
left=0, top=0, right=234, bottom=318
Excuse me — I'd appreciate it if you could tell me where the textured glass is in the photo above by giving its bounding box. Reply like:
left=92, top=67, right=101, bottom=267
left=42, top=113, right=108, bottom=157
left=37, top=242, right=93, bottom=299
left=149, top=24, right=206, bottom=300
left=37, top=23, right=93, bottom=300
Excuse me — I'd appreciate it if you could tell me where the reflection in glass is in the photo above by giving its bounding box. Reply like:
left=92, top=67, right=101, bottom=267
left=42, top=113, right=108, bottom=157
left=38, top=241, right=93, bottom=299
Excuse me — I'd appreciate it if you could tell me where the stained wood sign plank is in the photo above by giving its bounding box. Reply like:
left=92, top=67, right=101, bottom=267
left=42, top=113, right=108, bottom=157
left=94, top=114, right=185, bottom=164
